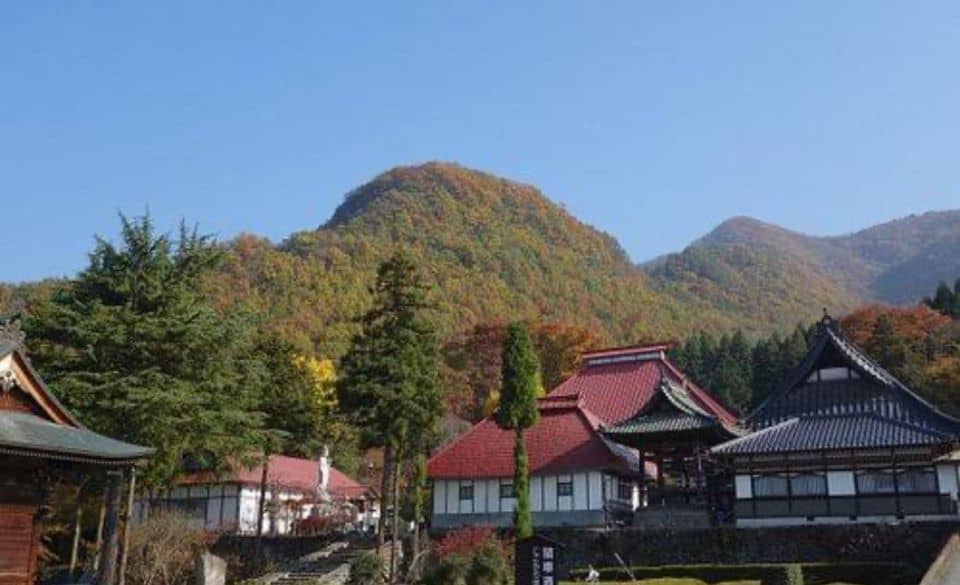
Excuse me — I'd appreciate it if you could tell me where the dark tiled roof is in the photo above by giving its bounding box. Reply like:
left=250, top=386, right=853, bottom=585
left=747, top=321, right=960, bottom=436
left=0, top=411, right=154, bottom=463
left=712, top=413, right=951, bottom=455
left=606, top=411, right=717, bottom=435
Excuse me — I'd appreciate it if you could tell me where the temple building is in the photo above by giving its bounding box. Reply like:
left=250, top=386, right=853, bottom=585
left=712, top=316, right=960, bottom=526
left=135, top=452, right=379, bottom=535
left=0, top=340, right=153, bottom=585
left=427, top=343, right=736, bottom=530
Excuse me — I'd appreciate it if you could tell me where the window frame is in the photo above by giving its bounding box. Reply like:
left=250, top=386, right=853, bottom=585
left=855, top=469, right=897, bottom=495
left=458, top=481, right=474, bottom=502
left=557, top=480, right=574, bottom=498
left=751, top=473, right=789, bottom=498
left=499, top=480, right=515, bottom=499
left=789, top=472, right=827, bottom=497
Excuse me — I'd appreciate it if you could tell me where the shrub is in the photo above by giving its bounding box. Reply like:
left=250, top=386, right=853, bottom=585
left=467, top=541, right=510, bottom=585
left=423, top=555, right=470, bottom=585
left=770, top=564, right=803, bottom=585
left=349, top=552, right=384, bottom=585
left=435, top=525, right=498, bottom=559
left=124, top=512, right=207, bottom=585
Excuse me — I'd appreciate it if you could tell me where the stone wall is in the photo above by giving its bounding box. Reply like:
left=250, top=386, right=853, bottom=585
left=537, top=522, right=959, bottom=573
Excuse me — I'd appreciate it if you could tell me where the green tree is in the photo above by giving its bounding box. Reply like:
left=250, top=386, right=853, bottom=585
left=496, top=322, right=540, bottom=538
left=866, top=314, right=909, bottom=372
left=24, top=214, right=268, bottom=486
left=337, top=251, right=442, bottom=583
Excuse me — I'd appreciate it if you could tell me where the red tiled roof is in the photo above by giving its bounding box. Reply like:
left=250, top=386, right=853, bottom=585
left=328, top=466, right=375, bottom=500
left=177, top=455, right=371, bottom=497
left=427, top=346, right=735, bottom=480
left=427, top=405, right=635, bottom=479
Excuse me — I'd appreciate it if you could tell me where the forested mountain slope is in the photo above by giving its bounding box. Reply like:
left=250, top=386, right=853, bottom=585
left=207, top=162, right=717, bottom=358
left=647, top=211, right=960, bottom=325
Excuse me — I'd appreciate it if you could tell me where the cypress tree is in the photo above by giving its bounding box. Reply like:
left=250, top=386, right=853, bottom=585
left=497, top=322, right=540, bottom=538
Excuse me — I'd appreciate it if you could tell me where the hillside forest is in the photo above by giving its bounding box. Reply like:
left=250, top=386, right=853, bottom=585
left=2, top=163, right=960, bottom=487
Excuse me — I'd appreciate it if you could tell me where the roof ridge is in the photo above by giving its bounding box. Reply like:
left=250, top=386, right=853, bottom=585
left=711, top=417, right=800, bottom=454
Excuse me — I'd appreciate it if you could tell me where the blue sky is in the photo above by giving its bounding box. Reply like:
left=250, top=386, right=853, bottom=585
left=3, top=1, right=959, bottom=282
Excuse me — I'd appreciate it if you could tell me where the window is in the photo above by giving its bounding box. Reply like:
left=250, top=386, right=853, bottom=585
left=557, top=481, right=573, bottom=497
left=458, top=482, right=474, bottom=501
left=618, top=480, right=633, bottom=501
left=857, top=470, right=896, bottom=494
left=500, top=481, right=515, bottom=499
left=790, top=473, right=827, bottom=496
left=899, top=468, right=937, bottom=493
left=752, top=474, right=788, bottom=497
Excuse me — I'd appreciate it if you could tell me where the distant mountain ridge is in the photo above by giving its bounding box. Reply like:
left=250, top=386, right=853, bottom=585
left=647, top=210, right=960, bottom=320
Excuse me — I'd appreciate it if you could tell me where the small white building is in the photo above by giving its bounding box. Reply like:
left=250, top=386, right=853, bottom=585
left=136, top=453, right=379, bottom=535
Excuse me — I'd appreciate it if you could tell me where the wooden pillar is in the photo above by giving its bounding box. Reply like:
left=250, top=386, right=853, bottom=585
left=97, top=470, right=124, bottom=585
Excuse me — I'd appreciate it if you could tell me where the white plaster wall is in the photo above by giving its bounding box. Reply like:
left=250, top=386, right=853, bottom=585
left=531, top=476, right=543, bottom=512
left=486, top=479, right=499, bottom=513
left=445, top=479, right=459, bottom=515
left=573, top=473, right=588, bottom=510
left=827, top=471, right=856, bottom=496
left=476, top=480, right=488, bottom=513
left=588, top=472, right=603, bottom=510
left=543, top=476, right=557, bottom=511
left=433, top=480, right=446, bottom=515
left=735, top=475, right=753, bottom=499
left=937, top=464, right=958, bottom=496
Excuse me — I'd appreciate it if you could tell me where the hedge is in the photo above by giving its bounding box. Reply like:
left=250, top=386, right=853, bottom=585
left=567, top=561, right=914, bottom=585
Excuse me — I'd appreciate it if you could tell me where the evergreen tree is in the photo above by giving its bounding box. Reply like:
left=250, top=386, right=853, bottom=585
left=337, top=251, right=442, bottom=582
left=750, top=337, right=780, bottom=407
left=496, top=322, right=540, bottom=538
left=24, top=214, right=268, bottom=486
left=866, top=314, right=908, bottom=373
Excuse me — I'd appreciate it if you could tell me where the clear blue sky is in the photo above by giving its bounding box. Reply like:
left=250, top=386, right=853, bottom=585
left=4, top=1, right=960, bottom=282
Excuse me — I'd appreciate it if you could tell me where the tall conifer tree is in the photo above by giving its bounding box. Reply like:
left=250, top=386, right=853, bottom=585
left=337, top=251, right=442, bottom=583
left=496, top=322, right=540, bottom=538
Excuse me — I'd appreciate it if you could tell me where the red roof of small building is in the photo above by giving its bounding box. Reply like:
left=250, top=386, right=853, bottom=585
left=328, top=466, right=376, bottom=500
left=178, top=454, right=373, bottom=498
left=427, top=344, right=735, bottom=480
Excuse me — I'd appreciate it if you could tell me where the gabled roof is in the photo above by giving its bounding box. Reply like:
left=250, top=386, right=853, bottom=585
left=0, top=343, right=153, bottom=464
left=546, top=344, right=736, bottom=427
left=747, top=317, right=960, bottom=435
left=178, top=454, right=373, bottom=498
left=428, top=343, right=731, bottom=480
left=712, top=413, right=951, bottom=455
left=426, top=400, right=640, bottom=479
left=605, top=372, right=740, bottom=439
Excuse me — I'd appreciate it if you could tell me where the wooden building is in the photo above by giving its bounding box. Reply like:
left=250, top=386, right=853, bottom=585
left=0, top=341, right=153, bottom=585
left=604, top=367, right=741, bottom=527
left=712, top=316, right=960, bottom=527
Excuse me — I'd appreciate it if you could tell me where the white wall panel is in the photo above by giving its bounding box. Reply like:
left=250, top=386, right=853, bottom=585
left=588, top=472, right=603, bottom=510
left=827, top=471, right=856, bottom=496
left=734, top=475, right=753, bottom=499
left=446, top=479, right=459, bottom=515
left=573, top=473, right=588, bottom=510
left=937, top=464, right=958, bottom=496
left=487, top=480, right=499, bottom=513
left=531, top=476, right=543, bottom=512
left=433, top=480, right=446, bottom=514
left=475, top=480, right=487, bottom=513
left=543, top=476, right=557, bottom=511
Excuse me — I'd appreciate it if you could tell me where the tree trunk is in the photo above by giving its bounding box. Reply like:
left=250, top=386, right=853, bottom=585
left=68, top=500, right=83, bottom=579
left=389, top=452, right=402, bottom=585
left=408, top=454, right=426, bottom=583
left=256, top=454, right=270, bottom=548
left=93, top=493, right=107, bottom=572
left=376, top=443, right=393, bottom=554
left=117, top=467, right=137, bottom=585
left=97, top=470, right=124, bottom=585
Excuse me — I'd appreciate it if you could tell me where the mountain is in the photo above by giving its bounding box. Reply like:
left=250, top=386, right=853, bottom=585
left=208, top=162, right=721, bottom=357
left=646, top=211, right=960, bottom=323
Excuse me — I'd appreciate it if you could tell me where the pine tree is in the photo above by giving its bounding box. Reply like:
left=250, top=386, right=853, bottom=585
left=497, top=322, right=540, bottom=539
left=24, top=214, right=268, bottom=486
left=337, top=251, right=442, bottom=583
